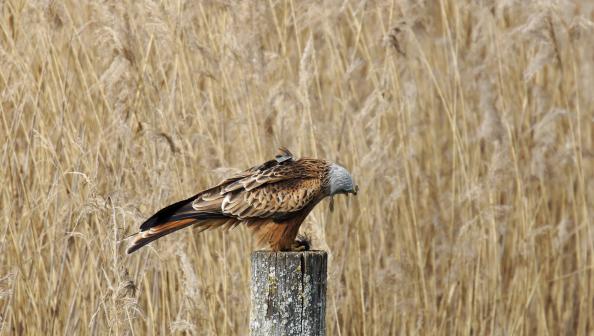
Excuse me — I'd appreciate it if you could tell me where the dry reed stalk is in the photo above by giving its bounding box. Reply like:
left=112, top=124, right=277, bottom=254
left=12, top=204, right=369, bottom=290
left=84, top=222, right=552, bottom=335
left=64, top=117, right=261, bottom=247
left=0, top=0, right=592, bottom=335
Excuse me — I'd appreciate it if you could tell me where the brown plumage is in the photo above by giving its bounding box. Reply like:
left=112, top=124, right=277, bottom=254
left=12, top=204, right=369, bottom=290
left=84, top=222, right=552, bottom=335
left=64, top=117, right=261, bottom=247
left=127, top=148, right=358, bottom=254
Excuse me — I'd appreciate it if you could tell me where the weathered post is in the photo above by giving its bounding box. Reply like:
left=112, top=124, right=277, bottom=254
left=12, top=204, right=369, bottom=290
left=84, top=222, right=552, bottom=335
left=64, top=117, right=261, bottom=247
left=250, top=251, right=327, bottom=336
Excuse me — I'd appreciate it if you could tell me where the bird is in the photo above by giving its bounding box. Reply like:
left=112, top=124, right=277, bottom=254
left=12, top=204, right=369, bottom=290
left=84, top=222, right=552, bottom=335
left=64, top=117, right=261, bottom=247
left=126, top=147, right=358, bottom=254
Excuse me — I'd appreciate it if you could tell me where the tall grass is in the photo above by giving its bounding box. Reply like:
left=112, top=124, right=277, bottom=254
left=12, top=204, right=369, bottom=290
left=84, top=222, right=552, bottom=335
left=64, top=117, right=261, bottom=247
left=1, top=0, right=593, bottom=334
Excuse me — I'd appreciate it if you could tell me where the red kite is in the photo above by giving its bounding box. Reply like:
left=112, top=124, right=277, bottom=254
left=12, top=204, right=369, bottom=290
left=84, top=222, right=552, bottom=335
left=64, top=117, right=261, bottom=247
left=127, top=148, right=357, bottom=253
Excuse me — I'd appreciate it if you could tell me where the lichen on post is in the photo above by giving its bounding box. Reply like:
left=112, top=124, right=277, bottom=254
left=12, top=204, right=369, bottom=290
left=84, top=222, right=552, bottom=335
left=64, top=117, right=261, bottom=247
left=250, top=251, right=327, bottom=336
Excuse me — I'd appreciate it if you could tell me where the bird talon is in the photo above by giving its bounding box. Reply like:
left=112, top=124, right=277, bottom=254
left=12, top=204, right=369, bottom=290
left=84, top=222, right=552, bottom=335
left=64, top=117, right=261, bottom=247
left=291, top=235, right=311, bottom=251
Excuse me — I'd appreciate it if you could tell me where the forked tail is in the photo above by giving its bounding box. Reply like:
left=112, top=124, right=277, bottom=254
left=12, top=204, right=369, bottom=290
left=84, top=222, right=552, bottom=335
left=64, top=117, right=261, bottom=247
left=127, top=194, right=230, bottom=254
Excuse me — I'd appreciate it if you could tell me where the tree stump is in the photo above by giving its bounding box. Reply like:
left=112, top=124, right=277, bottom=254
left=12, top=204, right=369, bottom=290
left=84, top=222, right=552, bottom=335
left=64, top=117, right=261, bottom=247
left=250, top=251, right=327, bottom=336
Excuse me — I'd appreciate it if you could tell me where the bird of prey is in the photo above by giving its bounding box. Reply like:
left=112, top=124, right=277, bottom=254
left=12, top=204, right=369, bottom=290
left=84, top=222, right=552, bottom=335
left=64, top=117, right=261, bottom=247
left=127, top=148, right=358, bottom=254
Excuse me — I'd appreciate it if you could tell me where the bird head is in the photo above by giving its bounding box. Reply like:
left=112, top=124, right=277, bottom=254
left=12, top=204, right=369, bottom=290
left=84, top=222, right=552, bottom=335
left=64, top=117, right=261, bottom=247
left=328, top=163, right=358, bottom=196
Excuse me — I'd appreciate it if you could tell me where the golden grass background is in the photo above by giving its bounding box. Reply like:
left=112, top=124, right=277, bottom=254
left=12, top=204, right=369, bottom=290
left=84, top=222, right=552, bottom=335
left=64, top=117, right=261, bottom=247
left=1, top=0, right=593, bottom=334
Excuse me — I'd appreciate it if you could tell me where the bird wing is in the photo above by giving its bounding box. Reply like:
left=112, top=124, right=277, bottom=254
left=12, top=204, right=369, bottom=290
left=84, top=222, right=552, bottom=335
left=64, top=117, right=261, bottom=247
left=193, top=156, right=325, bottom=220
left=214, top=147, right=297, bottom=191
left=219, top=177, right=323, bottom=219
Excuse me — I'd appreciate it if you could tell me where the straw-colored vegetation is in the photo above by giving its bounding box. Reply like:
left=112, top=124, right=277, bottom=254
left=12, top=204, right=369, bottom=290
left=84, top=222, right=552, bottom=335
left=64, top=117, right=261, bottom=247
left=1, top=0, right=593, bottom=334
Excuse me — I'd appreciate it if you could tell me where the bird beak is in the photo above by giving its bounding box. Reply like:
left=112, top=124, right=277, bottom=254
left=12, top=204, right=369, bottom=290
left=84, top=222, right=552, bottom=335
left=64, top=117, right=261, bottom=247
left=352, top=185, right=359, bottom=196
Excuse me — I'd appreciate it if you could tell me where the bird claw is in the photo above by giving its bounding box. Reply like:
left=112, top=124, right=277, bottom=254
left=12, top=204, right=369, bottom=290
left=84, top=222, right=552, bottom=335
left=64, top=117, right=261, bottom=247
left=291, top=235, right=311, bottom=251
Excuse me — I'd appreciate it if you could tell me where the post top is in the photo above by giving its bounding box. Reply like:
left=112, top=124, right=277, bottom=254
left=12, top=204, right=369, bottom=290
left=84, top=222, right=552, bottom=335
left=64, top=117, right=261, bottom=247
left=251, top=250, right=327, bottom=257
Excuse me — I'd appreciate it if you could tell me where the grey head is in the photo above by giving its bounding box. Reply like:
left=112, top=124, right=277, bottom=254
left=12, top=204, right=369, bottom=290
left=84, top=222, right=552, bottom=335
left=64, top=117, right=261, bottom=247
left=328, top=163, right=358, bottom=196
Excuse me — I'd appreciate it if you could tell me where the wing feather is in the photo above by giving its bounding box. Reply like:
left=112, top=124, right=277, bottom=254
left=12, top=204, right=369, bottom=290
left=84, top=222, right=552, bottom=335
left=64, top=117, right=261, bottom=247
left=192, top=157, right=327, bottom=221
left=221, top=178, right=322, bottom=219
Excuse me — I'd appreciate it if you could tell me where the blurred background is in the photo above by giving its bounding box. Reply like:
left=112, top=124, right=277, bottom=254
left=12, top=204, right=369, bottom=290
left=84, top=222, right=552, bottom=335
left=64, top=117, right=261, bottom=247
left=1, top=0, right=593, bottom=334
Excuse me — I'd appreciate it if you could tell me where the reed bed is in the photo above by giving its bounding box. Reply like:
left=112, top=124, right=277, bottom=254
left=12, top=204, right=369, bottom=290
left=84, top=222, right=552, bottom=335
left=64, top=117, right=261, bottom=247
left=1, top=0, right=593, bottom=334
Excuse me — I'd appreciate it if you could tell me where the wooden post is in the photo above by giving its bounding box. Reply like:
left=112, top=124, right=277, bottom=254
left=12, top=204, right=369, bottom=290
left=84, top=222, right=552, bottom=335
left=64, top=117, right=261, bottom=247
left=250, top=251, right=327, bottom=336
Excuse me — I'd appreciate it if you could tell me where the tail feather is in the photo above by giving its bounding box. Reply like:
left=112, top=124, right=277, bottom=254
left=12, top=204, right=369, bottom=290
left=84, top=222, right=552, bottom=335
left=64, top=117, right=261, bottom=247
left=127, top=218, right=196, bottom=254
left=139, top=195, right=201, bottom=231
left=128, top=192, right=235, bottom=254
